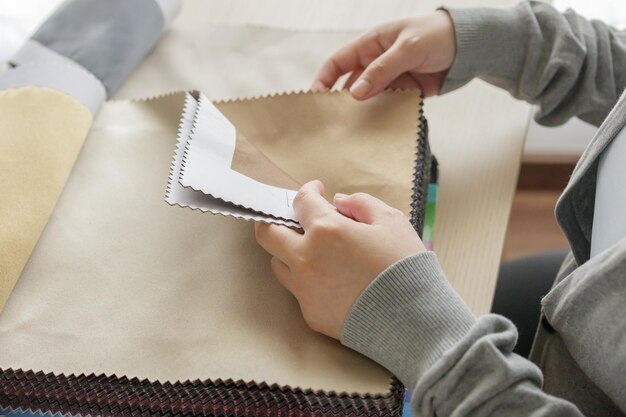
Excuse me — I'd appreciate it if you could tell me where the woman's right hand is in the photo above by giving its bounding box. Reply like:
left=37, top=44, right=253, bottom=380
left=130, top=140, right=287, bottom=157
left=311, top=10, right=456, bottom=100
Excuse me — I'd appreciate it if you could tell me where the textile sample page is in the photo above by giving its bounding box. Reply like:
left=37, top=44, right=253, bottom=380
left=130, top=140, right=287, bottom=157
left=0, top=89, right=428, bottom=417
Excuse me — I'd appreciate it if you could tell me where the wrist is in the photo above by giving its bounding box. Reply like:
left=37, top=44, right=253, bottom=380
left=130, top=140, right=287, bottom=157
left=341, top=251, right=475, bottom=389
left=439, top=4, right=531, bottom=93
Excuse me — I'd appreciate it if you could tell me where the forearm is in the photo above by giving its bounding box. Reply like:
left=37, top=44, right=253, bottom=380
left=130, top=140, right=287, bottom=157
left=342, top=252, right=583, bottom=416
left=442, top=1, right=626, bottom=126
left=413, top=315, right=583, bottom=416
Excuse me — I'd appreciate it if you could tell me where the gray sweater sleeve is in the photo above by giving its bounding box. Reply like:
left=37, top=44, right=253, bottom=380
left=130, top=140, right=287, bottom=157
left=340, top=4, right=624, bottom=415
left=342, top=252, right=583, bottom=416
left=442, top=1, right=626, bottom=127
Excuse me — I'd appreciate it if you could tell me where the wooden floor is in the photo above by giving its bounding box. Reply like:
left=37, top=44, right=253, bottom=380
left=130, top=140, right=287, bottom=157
left=501, top=163, right=573, bottom=262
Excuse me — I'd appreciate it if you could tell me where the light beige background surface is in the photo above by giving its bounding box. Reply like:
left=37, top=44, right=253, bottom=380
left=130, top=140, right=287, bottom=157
left=192, top=0, right=520, bottom=31
left=115, top=0, right=531, bottom=314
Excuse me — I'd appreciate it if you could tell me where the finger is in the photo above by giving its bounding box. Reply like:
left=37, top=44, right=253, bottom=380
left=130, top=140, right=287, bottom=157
left=342, top=68, right=364, bottom=90
left=312, top=27, right=390, bottom=90
left=312, top=43, right=362, bottom=90
left=293, top=180, right=336, bottom=230
left=350, top=43, right=416, bottom=100
left=270, top=257, right=296, bottom=293
left=255, top=222, right=302, bottom=265
left=311, top=80, right=329, bottom=92
left=333, top=192, right=405, bottom=225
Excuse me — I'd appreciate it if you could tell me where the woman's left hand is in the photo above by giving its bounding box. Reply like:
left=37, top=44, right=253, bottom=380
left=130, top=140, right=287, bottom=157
left=255, top=180, right=426, bottom=339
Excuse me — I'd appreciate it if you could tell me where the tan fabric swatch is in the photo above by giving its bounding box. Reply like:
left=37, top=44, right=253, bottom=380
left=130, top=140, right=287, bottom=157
left=0, top=86, right=92, bottom=312
left=0, top=90, right=420, bottom=395
left=231, top=132, right=300, bottom=190
left=217, top=90, right=421, bottom=216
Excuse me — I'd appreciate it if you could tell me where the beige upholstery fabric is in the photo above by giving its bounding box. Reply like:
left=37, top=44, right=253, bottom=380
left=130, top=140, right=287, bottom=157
left=0, top=89, right=422, bottom=394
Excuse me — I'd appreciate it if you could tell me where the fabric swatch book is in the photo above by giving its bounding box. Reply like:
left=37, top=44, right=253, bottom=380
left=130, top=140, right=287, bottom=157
left=0, top=1, right=433, bottom=416
left=0, top=88, right=431, bottom=416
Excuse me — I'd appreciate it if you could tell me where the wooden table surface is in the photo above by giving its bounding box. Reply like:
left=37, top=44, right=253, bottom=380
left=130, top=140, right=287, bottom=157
left=197, top=0, right=533, bottom=315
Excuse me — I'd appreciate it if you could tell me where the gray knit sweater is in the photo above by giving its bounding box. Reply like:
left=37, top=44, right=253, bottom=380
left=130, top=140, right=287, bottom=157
left=341, top=2, right=626, bottom=416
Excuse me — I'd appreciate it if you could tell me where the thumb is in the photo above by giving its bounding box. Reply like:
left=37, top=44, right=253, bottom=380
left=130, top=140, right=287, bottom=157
left=334, top=192, right=403, bottom=225
left=350, top=44, right=412, bottom=100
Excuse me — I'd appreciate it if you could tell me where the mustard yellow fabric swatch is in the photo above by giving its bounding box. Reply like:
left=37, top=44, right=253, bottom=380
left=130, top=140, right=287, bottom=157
left=0, top=86, right=92, bottom=311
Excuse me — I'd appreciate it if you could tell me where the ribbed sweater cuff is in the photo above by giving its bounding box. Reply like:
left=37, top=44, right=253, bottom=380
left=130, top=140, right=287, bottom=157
left=440, top=4, right=530, bottom=93
left=341, top=252, right=476, bottom=389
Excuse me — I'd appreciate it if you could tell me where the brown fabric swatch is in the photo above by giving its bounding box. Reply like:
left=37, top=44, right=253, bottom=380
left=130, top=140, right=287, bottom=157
left=216, top=90, right=422, bottom=217
left=231, top=131, right=300, bottom=190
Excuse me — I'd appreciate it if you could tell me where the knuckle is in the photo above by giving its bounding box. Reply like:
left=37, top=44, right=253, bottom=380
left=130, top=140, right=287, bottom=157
left=389, top=210, right=407, bottom=223
left=398, top=35, right=421, bottom=51
left=361, top=29, right=380, bottom=45
left=308, top=217, right=340, bottom=239
left=310, top=179, right=324, bottom=190
left=290, top=252, right=309, bottom=271
left=293, top=189, right=309, bottom=208
left=329, top=56, right=343, bottom=73
left=384, top=207, right=405, bottom=220
left=368, top=60, right=389, bottom=79
left=294, top=181, right=322, bottom=207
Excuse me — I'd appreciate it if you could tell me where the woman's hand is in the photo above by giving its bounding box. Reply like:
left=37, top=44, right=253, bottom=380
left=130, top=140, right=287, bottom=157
left=255, top=181, right=426, bottom=339
left=311, top=10, right=456, bottom=99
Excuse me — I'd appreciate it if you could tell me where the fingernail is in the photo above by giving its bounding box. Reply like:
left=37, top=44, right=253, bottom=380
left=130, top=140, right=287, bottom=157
left=350, top=79, right=372, bottom=98
left=334, top=193, right=348, bottom=200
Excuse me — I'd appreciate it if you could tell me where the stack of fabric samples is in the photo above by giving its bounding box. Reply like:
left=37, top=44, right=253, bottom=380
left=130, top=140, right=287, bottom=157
left=0, top=1, right=432, bottom=416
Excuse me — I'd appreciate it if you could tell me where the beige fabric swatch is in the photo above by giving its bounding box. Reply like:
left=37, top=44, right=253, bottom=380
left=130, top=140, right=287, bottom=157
left=0, top=90, right=421, bottom=394
left=0, top=86, right=92, bottom=312
left=219, top=90, right=421, bottom=216
left=231, top=132, right=300, bottom=190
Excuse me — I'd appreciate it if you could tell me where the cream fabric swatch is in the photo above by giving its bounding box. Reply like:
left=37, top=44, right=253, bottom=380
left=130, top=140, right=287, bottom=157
left=0, top=86, right=92, bottom=312
left=0, top=90, right=421, bottom=394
